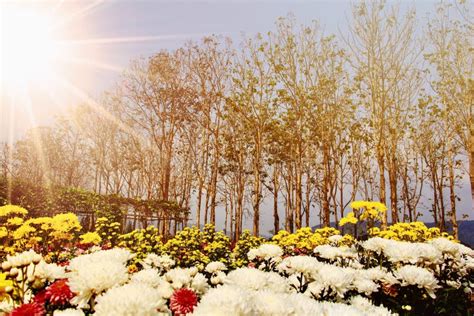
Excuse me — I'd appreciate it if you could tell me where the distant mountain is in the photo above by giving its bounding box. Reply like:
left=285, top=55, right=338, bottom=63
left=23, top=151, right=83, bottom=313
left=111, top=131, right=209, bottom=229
left=442, top=221, right=474, bottom=247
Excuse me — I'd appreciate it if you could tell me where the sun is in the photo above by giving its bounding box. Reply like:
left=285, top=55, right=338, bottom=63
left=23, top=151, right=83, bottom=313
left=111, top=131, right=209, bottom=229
left=1, top=4, right=64, bottom=91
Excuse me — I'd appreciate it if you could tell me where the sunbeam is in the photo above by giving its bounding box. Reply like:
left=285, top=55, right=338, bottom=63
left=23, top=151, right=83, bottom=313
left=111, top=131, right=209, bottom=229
left=51, top=73, right=144, bottom=143
left=63, top=33, right=214, bottom=45
left=62, top=57, right=124, bottom=73
left=18, top=88, right=54, bottom=192
left=51, top=0, right=106, bottom=30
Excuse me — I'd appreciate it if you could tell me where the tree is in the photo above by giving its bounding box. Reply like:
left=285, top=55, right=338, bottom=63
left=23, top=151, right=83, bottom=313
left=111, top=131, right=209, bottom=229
left=346, top=1, right=422, bottom=224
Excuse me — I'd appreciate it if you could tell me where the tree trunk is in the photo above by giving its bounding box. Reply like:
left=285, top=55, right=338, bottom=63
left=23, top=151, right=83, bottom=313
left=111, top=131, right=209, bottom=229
left=388, top=151, right=398, bottom=223
left=470, top=122, right=474, bottom=212
left=252, top=137, right=262, bottom=236
left=449, top=154, right=458, bottom=239
left=377, top=149, right=387, bottom=227
left=273, top=166, right=280, bottom=234
left=196, top=181, right=203, bottom=228
left=295, top=161, right=303, bottom=229
left=431, top=166, right=439, bottom=226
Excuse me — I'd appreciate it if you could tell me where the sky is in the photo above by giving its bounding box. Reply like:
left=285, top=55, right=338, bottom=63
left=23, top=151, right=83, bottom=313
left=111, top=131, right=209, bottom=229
left=0, top=0, right=470, bottom=232
left=1, top=0, right=439, bottom=139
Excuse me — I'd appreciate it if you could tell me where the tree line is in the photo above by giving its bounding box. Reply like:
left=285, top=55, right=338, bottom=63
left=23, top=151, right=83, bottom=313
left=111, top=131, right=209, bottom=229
left=1, top=2, right=472, bottom=239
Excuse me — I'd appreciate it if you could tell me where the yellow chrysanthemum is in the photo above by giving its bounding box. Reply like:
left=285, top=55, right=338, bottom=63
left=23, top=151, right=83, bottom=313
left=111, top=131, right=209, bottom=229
left=0, top=205, right=28, bottom=217
left=79, top=232, right=102, bottom=245
left=0, top=273, right=13, bottom=302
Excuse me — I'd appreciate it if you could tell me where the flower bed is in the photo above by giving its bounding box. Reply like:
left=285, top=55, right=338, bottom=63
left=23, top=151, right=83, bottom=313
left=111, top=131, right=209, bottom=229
left=0, top=235, right=472, bottom=315
left=0, top=204, right=472, bottom=315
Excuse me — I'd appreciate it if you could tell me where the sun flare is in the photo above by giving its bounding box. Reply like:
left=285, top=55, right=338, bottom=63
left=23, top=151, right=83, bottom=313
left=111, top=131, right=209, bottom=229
left=1, top=5, right=64, bottom=91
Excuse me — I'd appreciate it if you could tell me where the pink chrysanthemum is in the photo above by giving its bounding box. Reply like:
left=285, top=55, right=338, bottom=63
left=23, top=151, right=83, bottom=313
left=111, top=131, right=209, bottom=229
left=45, top=279, right=75, bottom=306
left=9, top=303, right=45, bottom=316
left=170, top=288, right=198, bottom=315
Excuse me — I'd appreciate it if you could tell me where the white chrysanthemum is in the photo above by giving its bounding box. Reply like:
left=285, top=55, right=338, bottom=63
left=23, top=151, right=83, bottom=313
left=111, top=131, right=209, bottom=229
left=94, top=283, right=168, bottom=316
left=68, top=261, right=129, bottom=308
left=314, top=245, right=340, bottom=260
left=130, top=269, right=163, bottom=288
left=288, top=293, right=327, bottom=315
left=395, top=265, right=439, bottom=298
left=429, top=238, right=460, bottom=256
left=253, top=291, right=325, bottom=315
left=361, top=267, right=398, bottom=285
left=193, top=285, right=255, bottom=316
left=415, top=243, right=443, bottom=263
left=319, top=301, right=365, bottom=316
left=346, top=260, right=364, bottom=269
left=458, top=243, right=474, bottom=257
left=4, top=250, right=41, bottom=268
left=349, top=296, right=393, bottom=316
left=33, top=261, right=66, bottom=282
left=129, top=268, right=175, bottom=298
left=461, top=256, right=474, bottom=273
left=328, top=234, right=344, bottom=244
left=210, top=271, right=226, bottom=285
left=382, top=242, right=410, bottom=263
left=191, top=273, right=209, bottom=294
left=0, top=299, right=14, bottom=314
left=251, top=291, right=297, bottom=315
left=352, top=278, right=379, bottom=295
left=277, top=256, right=321, bottom=278
left=248, top=244, right=283, bottom=261
left=313, top=264, right=355, bottom=298
left=142, top=254, right=175, bottom=272
left=361, top=237, right=393, bottom=255
left=225, top=268, right=289, bottom=293
left=384, top=242, right=441, bottom=265
left=88, top=245, right=102, bottom=253
left=53, top=308, right=85, bottom=316
left=446, top=280, right=461, bottom=289
left=305, top=280, right=325, bottom=298
left=205, top=261, right=227, bottom=273
left=163, top=267, right=197, bottom=289
left=314, top=245, right=357, bottom=261
left=68, top=249, right=132, bottom=272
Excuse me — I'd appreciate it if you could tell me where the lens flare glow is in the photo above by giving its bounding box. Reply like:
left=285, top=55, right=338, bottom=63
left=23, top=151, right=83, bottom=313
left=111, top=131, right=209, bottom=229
left=1, top=6, right=65, bottom=91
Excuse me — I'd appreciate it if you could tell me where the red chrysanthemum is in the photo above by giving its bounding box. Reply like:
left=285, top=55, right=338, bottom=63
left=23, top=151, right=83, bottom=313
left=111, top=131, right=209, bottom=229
left=32, top=289, right=47, bottom=307
left=45, top=279, right=75, bottom=306
left=9, top=303, right=45, bottom=316
left=58, top=260, right=70, bottom=267
left=169, top=288, right=198, bottom=315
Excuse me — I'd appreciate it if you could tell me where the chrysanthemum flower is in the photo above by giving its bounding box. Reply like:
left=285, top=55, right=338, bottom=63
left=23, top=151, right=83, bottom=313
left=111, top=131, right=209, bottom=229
left=9, top=302, right=45, bottom=316
left=45, top=279, right=75, bottom=306
left=170, top=288, right=198, bottom=315
left=33, top=289, right=47, bottom=307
